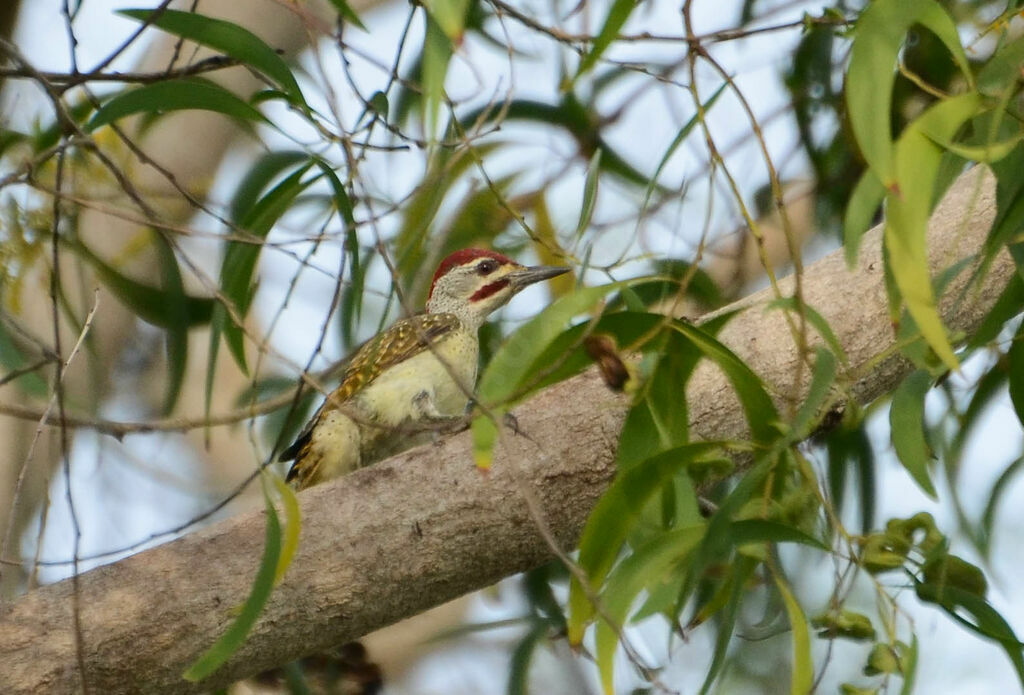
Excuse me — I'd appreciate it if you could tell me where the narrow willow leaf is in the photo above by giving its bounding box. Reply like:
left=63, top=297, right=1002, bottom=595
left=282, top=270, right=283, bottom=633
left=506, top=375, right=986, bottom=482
left=183, top=492, right=282, bottom=681
left=765, top=298, right=848, bottom=366
left=507, top=621, right=548, bottom=695
left=575, top=0, right=638, bottom=80
left=215, top=164, right=319, bottom=372
left=774, top=573, right=813, bottom=695
left=698, top=556, right=758, bottom=695
left=229, top=151, right=309, bottom=224
left=678, top=452, right=777, bottom=621
left=472, top=280, right=642, bottom=468
left=119, top=9, right=306, bottom=105
left=423, top=0, right=469, bottom=40
left=0, top=130, right=27, bottom=158
left=154, top=234, right=189, bottom=414
left=575, top=148, right=602, bottom=240
left=791, top=347, right=837, bottom=438
left=271, top=473, right=301, bottom=586
left=914, top=581, right=1024, bottom=687
left=890, top=369, right=938, bottom=498
left=85, top=78, right=267, bottom=131
left=670, top=319, right=780, bottom=444
left=981, top=457, right=1024, bottom=555
left=70, top=239, right=214, bottom=327
left=900, top=635, right=920, bottom=695
left=0, top=318, right=47, bottom=397
left=967, top=274, right=1024, bottom=351
left=368, top=91, right=389, bottom=118
left=595, top=525, right=706, bottom=693
left=843, top=169, right=885, bottom=267
left=312, top=157, right=356, bottom=227
left=531, top=197, right=575, bottom=300
left=924, top=132, right=1024, bottom=163
left=421, top=14, right=452, bottom=140
left=567, top=443, right=724, bottom=644
left=729, top=519, right=828, bottom=550
left=1007, top=321, right=1024, bottom=427
left=639, top=84, right=726, bottom=220
left=845, top=0, right=972, bottom=184
left=326, top=0, right=367, bottom=30
left=886, top=93, right=984, bottom=371
left=977, top=35, right=1024, bottom=96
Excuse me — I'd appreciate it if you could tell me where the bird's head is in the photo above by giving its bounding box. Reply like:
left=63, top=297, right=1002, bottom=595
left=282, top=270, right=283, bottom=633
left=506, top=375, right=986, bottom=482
left=426, top=249, right=569, bottom=328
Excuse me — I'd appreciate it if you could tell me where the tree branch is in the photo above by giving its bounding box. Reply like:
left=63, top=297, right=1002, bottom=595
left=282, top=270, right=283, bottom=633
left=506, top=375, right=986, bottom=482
left=0, top=167, right=1009, bottom=693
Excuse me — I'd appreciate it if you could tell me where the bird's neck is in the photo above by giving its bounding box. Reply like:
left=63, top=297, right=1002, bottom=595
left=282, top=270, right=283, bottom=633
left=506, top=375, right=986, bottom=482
left=425, top=296, right=486, bottom=331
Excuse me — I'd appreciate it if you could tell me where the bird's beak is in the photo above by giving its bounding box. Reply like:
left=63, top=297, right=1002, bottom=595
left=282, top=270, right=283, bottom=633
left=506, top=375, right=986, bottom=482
left=507, top=265, right=571, bottom=291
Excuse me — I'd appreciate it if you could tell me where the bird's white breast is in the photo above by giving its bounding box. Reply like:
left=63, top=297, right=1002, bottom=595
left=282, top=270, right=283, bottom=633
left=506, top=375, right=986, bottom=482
left=355, top=326, right=479, bottom=428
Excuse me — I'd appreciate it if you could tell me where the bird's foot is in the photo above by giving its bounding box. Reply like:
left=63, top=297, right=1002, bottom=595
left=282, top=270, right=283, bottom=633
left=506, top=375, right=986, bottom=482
left=503, top=411, right=522, bottom=436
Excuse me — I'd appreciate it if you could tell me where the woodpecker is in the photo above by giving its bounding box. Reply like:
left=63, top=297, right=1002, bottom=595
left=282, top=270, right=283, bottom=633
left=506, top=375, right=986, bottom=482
left=281, top=249, right=570, bottom=489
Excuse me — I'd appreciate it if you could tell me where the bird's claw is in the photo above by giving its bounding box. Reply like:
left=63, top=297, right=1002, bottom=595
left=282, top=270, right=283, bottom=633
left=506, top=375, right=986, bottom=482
left=503, top=411, right=522, bottom=436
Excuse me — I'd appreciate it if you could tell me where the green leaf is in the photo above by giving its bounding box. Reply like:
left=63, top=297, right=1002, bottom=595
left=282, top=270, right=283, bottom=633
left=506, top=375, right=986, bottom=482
left=229, top=151, right=309, bottom=224
left=843, top=169, right=885, bottom=267
left=119, top=9, right=306, bottom=106
left=595, top=524, right=706, bottom=693
left=85, top=78, right=267, bottom=132
left=966, top=274, right=1024, bottom=351
left=924, top=131, right=1024, bottom=163
left=575, top=0, right=638, bottom=80
left=669, top=318, right=780, bottom=444
left=368, top=91, right=389, bottom=120
left=981, top=457, right=1024, bottom=554
left=845, top=0, right=972, bottom=185
left=421, top=13, right=453, bottom=139
left=575, top=148, right=602, bottom=240
left=889, top=369, right=938, bottom=498
left=507, top=621, right=548, bottom=695
left=638, top=84, right=726, bottom=221
left=69, top=239, right=214, bottom=328
left=885, top=93, right=984, bottom=371
left=154, top=233, right=189, bottom=414
left=728, top=519, right=827, bottom=551
left=567, top=443, right=724, bottom=644
left=472, top=280, right=643, bottom=468
left=678, top=452, right=778, bottom=623
left=213, top=163, right=319, bottom=372
left=1008, top=321, right=1024, bottom=428
left=698, top=556, right=758, bottom=695
left=914, top=580, right=1024, bottom=687
left=312, top=157, right=356, bottom=228
left=765, top=298, right=848, bottom=366
left=790, top=347, right=837, bottom=438
left=774, top=573, right=813, bottom=695
left=977, top=35, right=1024, bottom=97
left=183, top=488, right=282, bottom=681
left=326, top=0, right=367, bottom=30
left=270, top=473, right=301, bottom=585
left=901, top=635, right=920, bottom=695
left=0, top=316, right=48, bottom=398
left=423, top=0, right=469, bottom=41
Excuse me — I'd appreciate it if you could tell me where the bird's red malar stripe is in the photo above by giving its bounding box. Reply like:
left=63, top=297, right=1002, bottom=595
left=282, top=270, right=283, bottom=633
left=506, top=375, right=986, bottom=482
left=470, top=279, right=510, bottom=302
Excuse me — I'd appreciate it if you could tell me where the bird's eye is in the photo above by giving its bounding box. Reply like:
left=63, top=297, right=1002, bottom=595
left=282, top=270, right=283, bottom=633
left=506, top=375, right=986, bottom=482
left=477, top=259, right=498, bottom=275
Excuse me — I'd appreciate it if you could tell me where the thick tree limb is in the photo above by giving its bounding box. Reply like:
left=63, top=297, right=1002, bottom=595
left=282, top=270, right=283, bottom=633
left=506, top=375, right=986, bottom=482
left=0, top=167, right=1009, bottom=693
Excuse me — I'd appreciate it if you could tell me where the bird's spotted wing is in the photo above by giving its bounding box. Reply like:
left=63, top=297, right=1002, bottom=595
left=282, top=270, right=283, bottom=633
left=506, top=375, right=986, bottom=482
left=331, top=312, right=462, bottom=404
left=279, top=313, right=462, bottom=478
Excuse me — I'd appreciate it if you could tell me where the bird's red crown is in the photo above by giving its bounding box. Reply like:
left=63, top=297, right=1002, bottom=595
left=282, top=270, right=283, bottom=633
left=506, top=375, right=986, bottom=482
left=428, top=248, right=516, bottom=299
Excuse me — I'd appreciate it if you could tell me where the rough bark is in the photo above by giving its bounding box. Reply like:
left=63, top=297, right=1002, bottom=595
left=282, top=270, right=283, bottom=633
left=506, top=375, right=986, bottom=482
left=0, top=166, right=1009, bottom=693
